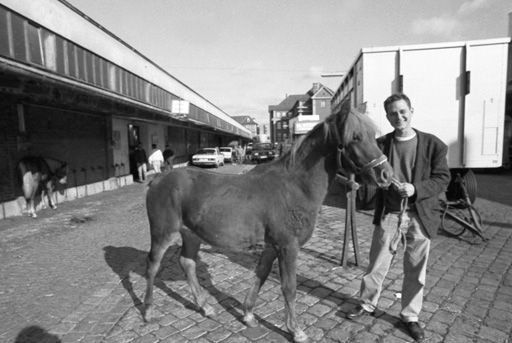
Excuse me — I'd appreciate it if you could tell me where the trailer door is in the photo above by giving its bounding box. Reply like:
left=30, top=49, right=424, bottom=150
left=463, top=42, right=508, bottom=168
left=400, top=46, right=464, bottom=168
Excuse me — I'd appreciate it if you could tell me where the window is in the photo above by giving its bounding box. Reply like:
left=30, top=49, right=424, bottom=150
left=320, top=101, right=326, bottom=108
left=0, top=7, right=10, bottom=57
left=26, top=22, right=42, bottom=65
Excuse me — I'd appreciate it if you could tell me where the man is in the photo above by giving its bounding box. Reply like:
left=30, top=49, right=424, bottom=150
left=133, top=143, right=147, bottom=182
left=346, top=93, right=450, bottom=342
left=162, top=144, right=175, bottom=171
left=148, top=144, right=164, bottom=173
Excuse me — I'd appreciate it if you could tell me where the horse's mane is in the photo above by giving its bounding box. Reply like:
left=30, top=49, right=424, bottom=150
left=285, top=109, right=377, bottom=169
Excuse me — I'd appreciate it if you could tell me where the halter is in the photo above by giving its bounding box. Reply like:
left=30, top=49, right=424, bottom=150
left=337, top=145, right=388, bottom=176
left=329, top=112, right=388, bottom=176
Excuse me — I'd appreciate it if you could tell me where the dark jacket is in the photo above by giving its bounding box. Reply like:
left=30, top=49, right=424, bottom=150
left=373, top=129, right=450, bottom=238
left=133, top=147, right=147, bottom=164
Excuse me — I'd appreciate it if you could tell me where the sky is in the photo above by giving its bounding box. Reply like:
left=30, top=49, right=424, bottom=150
left=65, top=0, right=512, bottom=126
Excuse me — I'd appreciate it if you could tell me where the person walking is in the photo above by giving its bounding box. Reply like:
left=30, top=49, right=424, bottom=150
left=133, top=143, right=147, bottom=182
left=162, top=144, right=175, bottom=172
left=148, top=144, right=164, bottom=174
left=346, top=93, right=450, bottom=342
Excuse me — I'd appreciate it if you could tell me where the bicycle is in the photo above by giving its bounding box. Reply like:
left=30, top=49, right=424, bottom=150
left=440, top=173, right=488, bottom=243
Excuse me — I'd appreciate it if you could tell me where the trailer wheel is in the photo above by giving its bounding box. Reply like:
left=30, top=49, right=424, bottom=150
left=445, top=169, right=477, bottom=204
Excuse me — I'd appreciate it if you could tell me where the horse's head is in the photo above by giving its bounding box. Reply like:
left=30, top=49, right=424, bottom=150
left=330, top=109, right=393, bottom=188
left=54, top=162, right=68, bottom=185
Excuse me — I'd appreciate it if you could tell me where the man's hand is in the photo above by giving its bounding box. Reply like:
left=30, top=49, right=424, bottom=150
left=347, top=180, right=360, bottom=191
left=396, top=182, right=415, bottom=198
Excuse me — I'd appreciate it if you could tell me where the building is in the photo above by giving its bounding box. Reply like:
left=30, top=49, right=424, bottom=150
left=231, top=115, right=259, bottom=139
left=268, top=83, right=334, bottom=145
left=0, top=0, right=250, bottom=219
left=268, top=94, right=306, bottom=145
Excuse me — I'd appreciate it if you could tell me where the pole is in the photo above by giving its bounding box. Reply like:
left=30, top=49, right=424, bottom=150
left=340, top=174, right=360, bottom=266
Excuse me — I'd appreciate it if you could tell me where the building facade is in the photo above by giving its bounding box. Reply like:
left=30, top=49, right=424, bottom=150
left=0, top=0, right=250, bottom=219
left=268, top=83, right=334, bottom=145
left=231, top=115, right=259, bottom=139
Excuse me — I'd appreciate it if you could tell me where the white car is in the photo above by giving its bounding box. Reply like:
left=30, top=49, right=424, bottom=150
left=191, top=147, right=225, bottom=168
left=219, top=147, right=234, bottom=162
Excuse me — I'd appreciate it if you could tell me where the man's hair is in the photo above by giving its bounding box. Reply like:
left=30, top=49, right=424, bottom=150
left=383, top=93, right=412, bottom=112
left=152, top=144, right=157, bottom=149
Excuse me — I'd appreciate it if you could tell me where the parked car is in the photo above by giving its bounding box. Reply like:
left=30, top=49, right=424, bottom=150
left=246, top=142, right=253, bottom=155
left=219, top=147, right=234, bottom=163
left=250, top=142, right=275, bottom=164
left=191, top=147, right=225, bottom=168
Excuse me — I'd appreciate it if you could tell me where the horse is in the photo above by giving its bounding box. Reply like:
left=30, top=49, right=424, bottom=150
left=17, top=156, right=68, bottom=218
left=143, top=109, right=393, bottom=342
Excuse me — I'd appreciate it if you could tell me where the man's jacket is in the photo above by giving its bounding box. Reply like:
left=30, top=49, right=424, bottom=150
left=373, top=129, right=451, bottom=238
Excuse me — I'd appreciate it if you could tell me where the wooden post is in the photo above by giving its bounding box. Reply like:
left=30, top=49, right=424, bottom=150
left=341, top=174, right=360, bottom=267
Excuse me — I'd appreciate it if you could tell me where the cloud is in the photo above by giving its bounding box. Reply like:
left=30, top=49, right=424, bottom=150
left=457, top=0, right=492, bottom=15
left=411, top=0, right=493, bottom=39
left=411, top=16, right=459, bottom=37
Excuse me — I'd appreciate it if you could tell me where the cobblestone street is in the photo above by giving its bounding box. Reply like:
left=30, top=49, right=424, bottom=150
left=1, top=167, right=511, bottom=343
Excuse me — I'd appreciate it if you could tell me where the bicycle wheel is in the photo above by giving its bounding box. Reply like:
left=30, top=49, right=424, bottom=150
left=441, top=207, right=467, bottom=237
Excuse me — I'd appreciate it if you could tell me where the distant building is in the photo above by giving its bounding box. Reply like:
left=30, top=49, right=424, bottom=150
left=268, top=83, right=334, bottom=145
left=231, top=115, right=259, bottom=139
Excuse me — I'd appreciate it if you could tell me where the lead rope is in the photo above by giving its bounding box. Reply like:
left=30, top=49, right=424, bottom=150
left=389, top=179, right=409, bottom=255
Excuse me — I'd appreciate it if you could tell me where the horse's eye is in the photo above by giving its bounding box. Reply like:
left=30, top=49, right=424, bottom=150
left=353, top=133, right=362, bottom=142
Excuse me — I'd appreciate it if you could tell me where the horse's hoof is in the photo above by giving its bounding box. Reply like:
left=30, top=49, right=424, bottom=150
left=31, top=213, right=37, bottom=219
left=51, top=205, right=57, bottom=210
left=143, top=306, right=153, bottom=322
left=293, top=330, right=309, bottom=343
left=243, top=313, right=258, bottom=328
left=202, top=304, right=216, bottom=317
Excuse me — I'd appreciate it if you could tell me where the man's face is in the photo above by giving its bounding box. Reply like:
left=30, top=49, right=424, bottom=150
left=385, top=99, right=413, bottom=132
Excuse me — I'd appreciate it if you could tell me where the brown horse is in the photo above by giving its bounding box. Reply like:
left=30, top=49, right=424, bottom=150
left=17, top=156, right=68, bottom=218
left=143, top=109, right=393, bottom=342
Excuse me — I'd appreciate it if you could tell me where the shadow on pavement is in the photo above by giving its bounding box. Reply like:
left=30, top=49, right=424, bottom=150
left=475, top=168, right=512, bottom=207
left=14, top=326, right=61, bottom=343
left=103, top=245, right=294, bottom=341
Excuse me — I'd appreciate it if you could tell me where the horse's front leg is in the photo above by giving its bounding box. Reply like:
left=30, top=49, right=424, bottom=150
left=27, top=196, right=37, bottom=218
left=44, top=182, right=57, bottom=209
left=243, top=243, right=278, bottom=327
left=278, top=240, right=308, bottom=343
left=179, top=230, right=215, bottom=317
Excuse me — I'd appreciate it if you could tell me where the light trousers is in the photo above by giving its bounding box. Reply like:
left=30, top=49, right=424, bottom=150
left=359, top=210, right=430, bottom=322
left=137, top=162, right=147, bottom=181
left=151, top=161, right=162, bottom=173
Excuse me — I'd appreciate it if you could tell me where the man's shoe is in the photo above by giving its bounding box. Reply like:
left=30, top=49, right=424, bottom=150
left=346, top=305, right=374, bottom=319
left=405, top=321, right=425, bottom=341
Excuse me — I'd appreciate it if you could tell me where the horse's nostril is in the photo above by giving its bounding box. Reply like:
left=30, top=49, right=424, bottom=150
left=381, top=169, right=391, bottom=181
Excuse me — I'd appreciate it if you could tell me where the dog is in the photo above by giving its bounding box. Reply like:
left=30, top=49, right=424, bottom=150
left=17, top=156, right=68, bottom=218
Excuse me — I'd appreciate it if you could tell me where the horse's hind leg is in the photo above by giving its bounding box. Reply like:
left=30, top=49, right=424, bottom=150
left=22, top=175, right=37, bottom=218
left=278, top=241, right=308, bottom=343
left=179, top=229, right=215, bottom=317
left=243, top=243, right=278, bottom=327
left=143, top=231, right=180, bottom=321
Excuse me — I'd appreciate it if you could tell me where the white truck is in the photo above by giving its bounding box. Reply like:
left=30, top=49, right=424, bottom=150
left=331, top=37, right=511, bottom=203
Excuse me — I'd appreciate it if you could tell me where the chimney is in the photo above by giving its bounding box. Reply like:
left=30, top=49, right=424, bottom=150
left=312, top=83, right=321, bottom=92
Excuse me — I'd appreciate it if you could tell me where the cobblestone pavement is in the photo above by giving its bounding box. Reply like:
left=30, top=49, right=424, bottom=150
left=1, top=166, right=511, bottom=343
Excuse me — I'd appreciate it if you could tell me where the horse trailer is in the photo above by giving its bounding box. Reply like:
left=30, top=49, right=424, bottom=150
left=331, top=37, right=511, bottom=202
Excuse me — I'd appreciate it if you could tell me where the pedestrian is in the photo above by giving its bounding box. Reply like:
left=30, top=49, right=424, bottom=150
left=148, top=144, right=164, bottom=174
left=237, top=145, right=245, bottom=164
left=133, top=143, right=147, bottom=182
left=346, top=93, right=450, bottom=342
left=162, top=144, right=175, bottom=171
